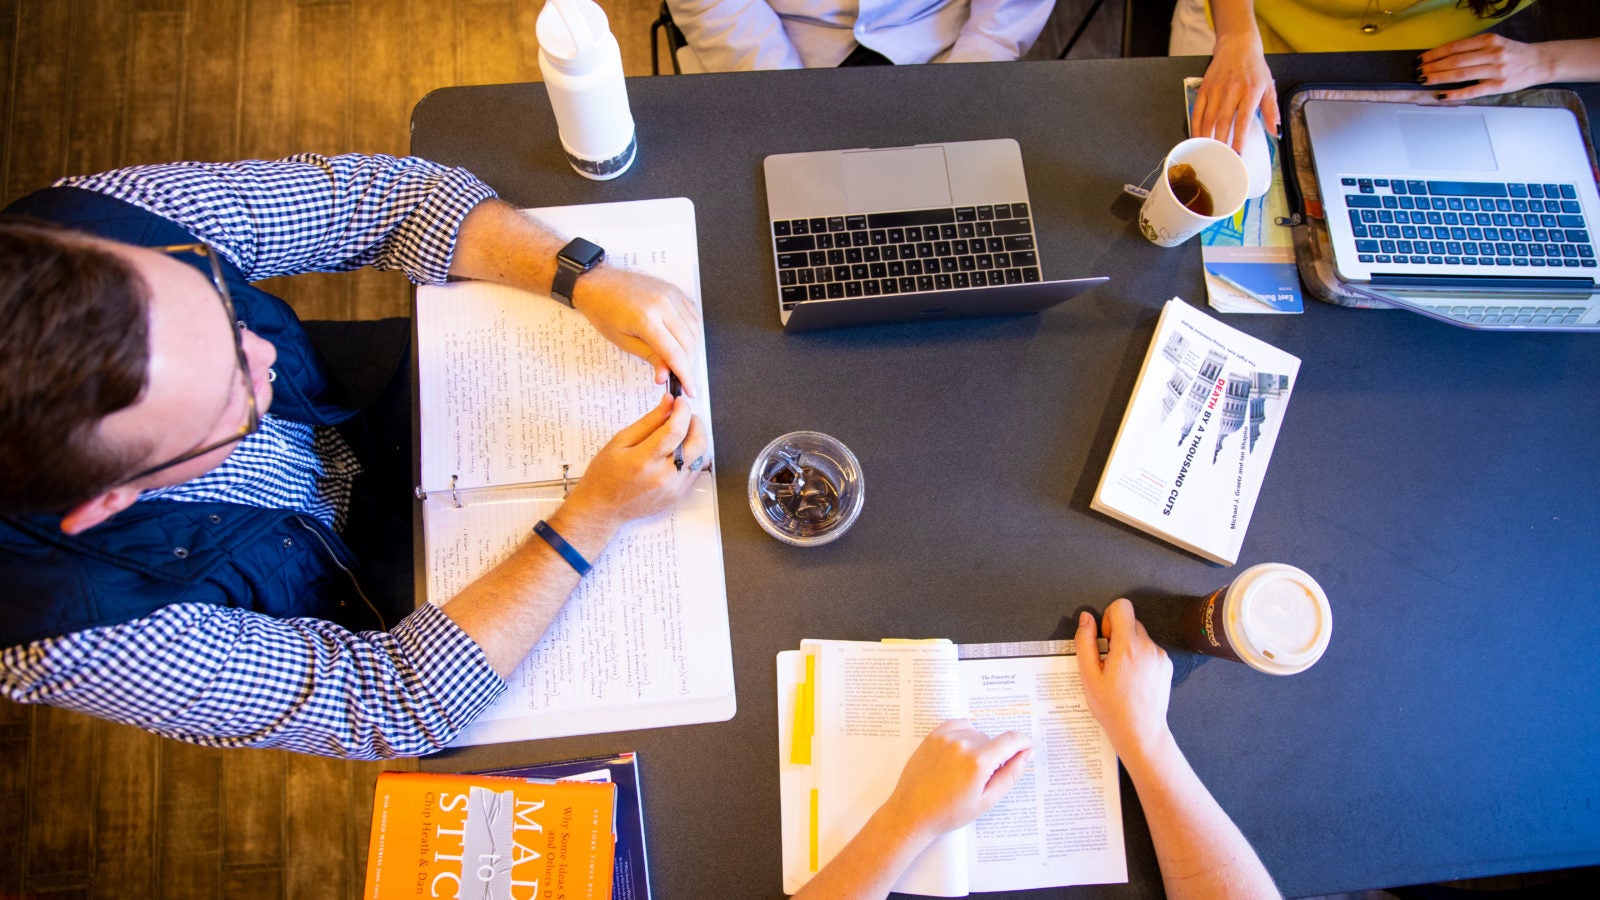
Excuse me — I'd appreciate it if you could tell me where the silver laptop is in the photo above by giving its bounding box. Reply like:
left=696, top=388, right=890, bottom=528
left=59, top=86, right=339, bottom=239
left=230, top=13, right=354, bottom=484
left=1305, top=99, right=1600, bottom=331
left=763, top=139, right=1106, bottom=332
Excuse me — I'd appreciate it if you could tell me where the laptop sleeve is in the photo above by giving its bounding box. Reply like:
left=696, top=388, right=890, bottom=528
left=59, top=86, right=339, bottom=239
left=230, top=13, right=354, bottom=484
left=1279, top=84, right=1599, bottom=308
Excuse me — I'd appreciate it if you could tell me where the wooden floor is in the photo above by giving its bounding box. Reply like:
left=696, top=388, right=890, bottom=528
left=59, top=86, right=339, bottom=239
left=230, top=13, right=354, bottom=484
left=0, top=1, right=1587, bottom=897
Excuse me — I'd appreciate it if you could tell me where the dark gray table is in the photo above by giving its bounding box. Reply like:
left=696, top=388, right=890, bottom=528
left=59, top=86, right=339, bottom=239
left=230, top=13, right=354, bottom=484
left=412, top=53, right=1600, bottom=898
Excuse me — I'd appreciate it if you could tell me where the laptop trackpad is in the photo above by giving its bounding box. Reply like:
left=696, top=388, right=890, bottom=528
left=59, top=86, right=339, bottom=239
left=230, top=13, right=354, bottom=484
left=842, top=146, right=951, bottom=213
left=1399, top=112, right=1497, bottom=171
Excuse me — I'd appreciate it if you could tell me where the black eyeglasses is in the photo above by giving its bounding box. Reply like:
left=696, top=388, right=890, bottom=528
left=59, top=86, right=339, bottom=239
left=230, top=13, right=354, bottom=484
left=121, top=243, right=260, bottom=485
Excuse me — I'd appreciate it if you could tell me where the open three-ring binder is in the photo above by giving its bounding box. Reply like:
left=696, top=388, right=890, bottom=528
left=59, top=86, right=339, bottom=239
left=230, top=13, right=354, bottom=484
left=414, top=197, right=734, bottom=747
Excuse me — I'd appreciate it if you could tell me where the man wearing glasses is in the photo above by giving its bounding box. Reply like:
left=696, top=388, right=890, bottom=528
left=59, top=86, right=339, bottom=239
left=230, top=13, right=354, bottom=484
left=0, top=154, right=708, bottom=759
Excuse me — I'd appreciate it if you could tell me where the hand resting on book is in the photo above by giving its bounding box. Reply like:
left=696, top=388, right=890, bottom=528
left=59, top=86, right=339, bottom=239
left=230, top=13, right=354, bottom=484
left=796, top=600, right=1280, bottom=900
left=448, top=198, right=705, bottom=397
left=792, top=720, right=1030, bottom=900
left=1073, top=598, right=1174, bottom=761
left=573, top=263, right=704, bottom=398
left=1075, top=599, right=1280, bottom=900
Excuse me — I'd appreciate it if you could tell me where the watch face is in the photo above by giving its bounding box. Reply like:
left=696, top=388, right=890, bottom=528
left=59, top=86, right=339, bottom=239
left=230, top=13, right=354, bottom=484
left=561, top=237, right=605, bottom=270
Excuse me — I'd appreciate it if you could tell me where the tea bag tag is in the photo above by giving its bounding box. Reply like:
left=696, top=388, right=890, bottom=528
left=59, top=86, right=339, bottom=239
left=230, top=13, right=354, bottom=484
left=1123, top=160, right=1165, bottom=200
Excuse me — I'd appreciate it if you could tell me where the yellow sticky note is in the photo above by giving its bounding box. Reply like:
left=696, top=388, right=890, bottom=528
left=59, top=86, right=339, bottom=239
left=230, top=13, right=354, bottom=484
left=791, top=652, right=815, bottom=766
left=809, top=788, right=820, bottom=872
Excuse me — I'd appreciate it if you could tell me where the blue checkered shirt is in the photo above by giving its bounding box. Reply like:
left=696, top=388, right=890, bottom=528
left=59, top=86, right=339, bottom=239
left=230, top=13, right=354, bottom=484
left=0, top=155, right=506, bottom=758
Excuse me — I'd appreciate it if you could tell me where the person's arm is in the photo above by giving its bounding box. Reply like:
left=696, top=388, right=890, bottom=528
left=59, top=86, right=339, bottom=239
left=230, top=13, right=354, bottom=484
left=944, top=0, right=1056, bottom=63
left=1191, top=0, right=1280, bottom=153
left=449, top=199, right=704, bottom=397
left=0, top=601, right=505, bottom=759
left=665, top=0, right=805, bottom=71
left=793, top=720, right=1031, bottom=900
left=1074, top=599, right=1279, bottom=900
left=56, top=153, right=495, bottom=284
left=59, top=154, right=704, bottom=396
left=1418, top=35, right=1600, bottom=101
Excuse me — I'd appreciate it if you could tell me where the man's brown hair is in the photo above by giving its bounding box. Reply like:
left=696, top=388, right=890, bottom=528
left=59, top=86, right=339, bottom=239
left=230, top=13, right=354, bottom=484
left=0, top=218, right=150, bottom=515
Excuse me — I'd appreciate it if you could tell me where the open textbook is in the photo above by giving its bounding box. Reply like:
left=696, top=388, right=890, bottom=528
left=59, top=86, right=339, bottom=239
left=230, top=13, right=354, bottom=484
left=777, top=639, right=1126, bottom=897
left=415, top=198, right=734, bottom=747
left=1092, top=297, right=1301, bottom=565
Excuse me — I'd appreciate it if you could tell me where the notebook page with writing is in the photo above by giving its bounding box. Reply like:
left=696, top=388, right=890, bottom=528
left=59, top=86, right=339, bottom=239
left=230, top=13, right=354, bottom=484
left=414, top=197, right=733, bottom=744
left=417, top=197, right=706, bottom=493
left=429, top=481, right=732, bottom=744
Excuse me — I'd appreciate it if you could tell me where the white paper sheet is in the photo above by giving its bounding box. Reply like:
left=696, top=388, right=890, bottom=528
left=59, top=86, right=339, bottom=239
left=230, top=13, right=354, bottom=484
left=414, top=198, right=733, bottom=745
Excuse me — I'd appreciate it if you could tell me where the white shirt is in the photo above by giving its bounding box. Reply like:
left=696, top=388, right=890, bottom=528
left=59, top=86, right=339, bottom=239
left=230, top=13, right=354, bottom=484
left=666, top=0, right=1054, bottom=70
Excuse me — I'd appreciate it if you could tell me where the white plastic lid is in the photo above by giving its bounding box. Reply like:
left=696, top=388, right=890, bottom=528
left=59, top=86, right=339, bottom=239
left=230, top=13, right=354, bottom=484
left=536, top=0, right=610, bottom=69
left=1223, top=563, right=1332, bottom=675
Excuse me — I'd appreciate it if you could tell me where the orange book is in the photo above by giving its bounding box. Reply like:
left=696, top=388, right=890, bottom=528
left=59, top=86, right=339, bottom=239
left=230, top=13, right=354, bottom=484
left=364, top=771, right=616, bottom=900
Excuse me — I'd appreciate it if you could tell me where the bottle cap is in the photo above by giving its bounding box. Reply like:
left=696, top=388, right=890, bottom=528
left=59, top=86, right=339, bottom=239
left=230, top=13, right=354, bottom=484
left=536, top=0, right=610, bottom=72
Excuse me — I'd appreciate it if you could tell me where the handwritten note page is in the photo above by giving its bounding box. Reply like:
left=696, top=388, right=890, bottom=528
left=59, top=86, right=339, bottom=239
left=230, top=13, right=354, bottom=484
left=809, top=641, right=970, bottom=898
left=414, top=198, right=733, bottom=745
left=424, top=482, right=731, bottom=741
left=416, top=198, right=704, bottom=493
left=960, top=655, right=1127, bottom=891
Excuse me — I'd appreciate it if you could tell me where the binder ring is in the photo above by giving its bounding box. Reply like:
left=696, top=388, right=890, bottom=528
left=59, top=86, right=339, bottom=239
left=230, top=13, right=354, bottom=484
left=450, top=474, right=462, bottom=509
left=562, top=464, right=571, bottom=497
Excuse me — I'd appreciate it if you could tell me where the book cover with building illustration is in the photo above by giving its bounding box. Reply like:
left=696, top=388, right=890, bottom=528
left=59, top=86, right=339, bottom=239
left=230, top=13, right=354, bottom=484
left=364, top=771, right=616, bottom=900
left=1092, top=298, right=1300, bottom=565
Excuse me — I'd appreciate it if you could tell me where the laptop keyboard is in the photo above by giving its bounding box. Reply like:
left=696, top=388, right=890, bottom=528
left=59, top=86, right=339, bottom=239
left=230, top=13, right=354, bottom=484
left=1423, top=304, right=1586, bottom=325
left=1341, top=177, right=1596, bottom=270
left=772, top=203, right=1042, bottom=310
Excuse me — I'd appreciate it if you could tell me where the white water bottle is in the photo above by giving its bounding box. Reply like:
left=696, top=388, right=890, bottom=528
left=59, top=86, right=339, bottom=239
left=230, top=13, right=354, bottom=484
left=536, top=0, right=637, bottom=180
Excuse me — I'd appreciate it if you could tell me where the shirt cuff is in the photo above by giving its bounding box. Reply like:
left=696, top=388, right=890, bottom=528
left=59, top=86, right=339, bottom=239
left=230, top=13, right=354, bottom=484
left=390, top=601, right=506, bottom=733
left=387, top=162, right=499, bottom=285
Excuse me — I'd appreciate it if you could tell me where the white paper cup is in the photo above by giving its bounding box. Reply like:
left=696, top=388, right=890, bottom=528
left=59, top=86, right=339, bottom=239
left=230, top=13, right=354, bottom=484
left=1181, top=563, right=1333, bottom=675
left=1138, top=137, right=1250, bottom=248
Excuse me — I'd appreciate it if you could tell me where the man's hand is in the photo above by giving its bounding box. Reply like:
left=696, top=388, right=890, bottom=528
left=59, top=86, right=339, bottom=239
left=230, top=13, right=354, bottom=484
left=440, top=395, right=708, bottom=679
left=1417, top=34, right=1553, bottom=101
left=559, top=394, right=709, bottom=536
left=1074, top=598, right=1175, bottom=761
left=1192, top=33, right=1279, bottom=153
left=877, top=720, right=1031, bottom=845
left=448, top=200, right=706, bottom=397
left=794, top=719, right=1029, bottom=899
left=573, top=266, right=704, bottom=398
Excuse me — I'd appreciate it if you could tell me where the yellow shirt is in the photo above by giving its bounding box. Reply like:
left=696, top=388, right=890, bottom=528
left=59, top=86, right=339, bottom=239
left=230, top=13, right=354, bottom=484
left=1224, top=0, right=1537, bottom=53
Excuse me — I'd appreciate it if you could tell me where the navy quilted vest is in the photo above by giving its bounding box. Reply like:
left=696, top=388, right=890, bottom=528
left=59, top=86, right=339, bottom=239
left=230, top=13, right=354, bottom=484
left=0, top=188, right=389, bottom=644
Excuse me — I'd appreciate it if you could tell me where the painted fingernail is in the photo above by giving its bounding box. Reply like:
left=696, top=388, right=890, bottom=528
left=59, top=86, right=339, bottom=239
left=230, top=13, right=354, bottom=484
left=1416, top=75, right=1428, bottom=85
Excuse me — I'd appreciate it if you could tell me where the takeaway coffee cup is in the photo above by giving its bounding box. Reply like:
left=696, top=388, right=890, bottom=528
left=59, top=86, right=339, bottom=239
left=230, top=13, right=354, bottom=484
left=1138, top=137, right=1250, bottom=248
left=1179, top=563, right=1332, bottom=675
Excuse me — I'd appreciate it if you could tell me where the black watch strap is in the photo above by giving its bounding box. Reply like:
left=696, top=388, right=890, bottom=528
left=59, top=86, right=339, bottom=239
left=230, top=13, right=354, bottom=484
left=552, top=237, right=605, bottom=307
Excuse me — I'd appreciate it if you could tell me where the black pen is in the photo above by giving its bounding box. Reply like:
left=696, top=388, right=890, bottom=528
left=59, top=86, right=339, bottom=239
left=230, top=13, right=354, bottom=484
left=669, top=371, right=684, bottom=471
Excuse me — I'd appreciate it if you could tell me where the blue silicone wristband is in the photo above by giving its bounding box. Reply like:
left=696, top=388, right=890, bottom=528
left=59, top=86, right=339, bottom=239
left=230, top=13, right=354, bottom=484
left=533, top=520, right=592, bottom=577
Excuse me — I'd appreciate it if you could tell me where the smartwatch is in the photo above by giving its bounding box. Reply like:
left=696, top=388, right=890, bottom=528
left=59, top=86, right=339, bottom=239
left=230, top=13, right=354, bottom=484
left=551, top=237, right=605, bottom=307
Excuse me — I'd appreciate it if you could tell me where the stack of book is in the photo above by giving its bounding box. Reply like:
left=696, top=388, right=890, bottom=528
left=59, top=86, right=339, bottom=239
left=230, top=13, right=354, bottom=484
left=364, top=753, right=651, bottom=900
